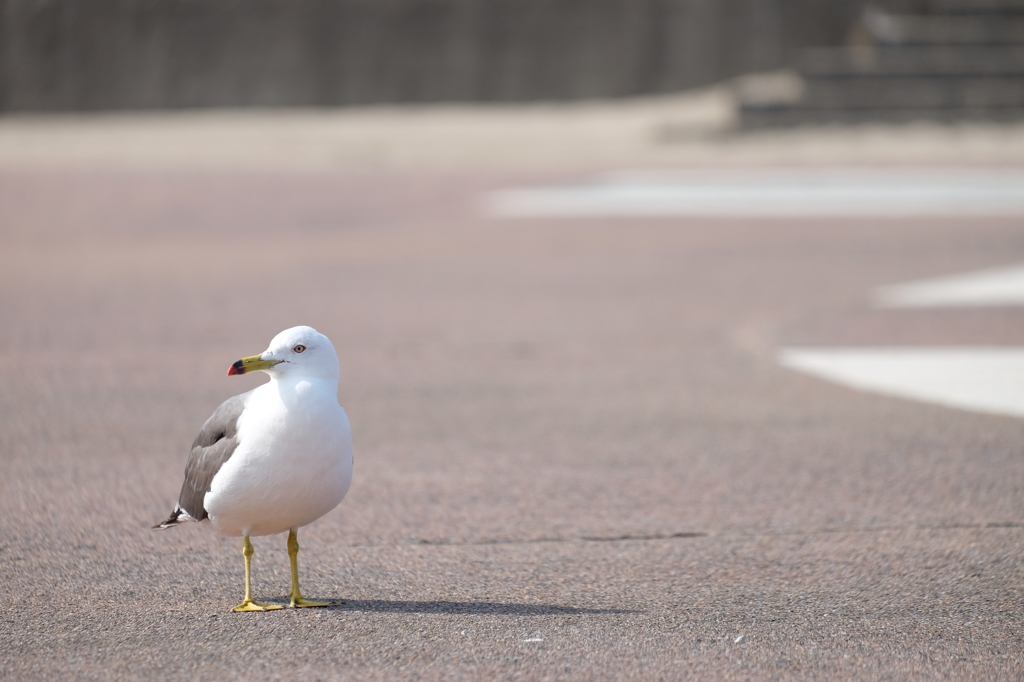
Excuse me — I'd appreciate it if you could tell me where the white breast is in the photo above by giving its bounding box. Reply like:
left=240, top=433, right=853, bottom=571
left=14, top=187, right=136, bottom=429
left=204, top=378, right=354, bottom=537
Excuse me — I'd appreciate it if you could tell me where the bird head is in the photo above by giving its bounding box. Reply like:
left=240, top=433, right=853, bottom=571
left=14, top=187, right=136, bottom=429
left=227, top=326, right=340, bottom=383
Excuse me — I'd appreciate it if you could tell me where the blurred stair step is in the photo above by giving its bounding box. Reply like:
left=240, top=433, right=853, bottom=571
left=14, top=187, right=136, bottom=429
left=928, top=0, right=1024, bottom=13
left=741, top=105, right=1024, bottom=127
left=800, top=46, right=1024, bottom=76
left=865, top=14, right=1024, bottom=45
left=799, top=75, right=1024, bottom=109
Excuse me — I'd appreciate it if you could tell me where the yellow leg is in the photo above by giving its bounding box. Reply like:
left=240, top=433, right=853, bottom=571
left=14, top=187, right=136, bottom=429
left=232, top=536, right=283, bottom=613
left=287, top=529, right=337, bottom=607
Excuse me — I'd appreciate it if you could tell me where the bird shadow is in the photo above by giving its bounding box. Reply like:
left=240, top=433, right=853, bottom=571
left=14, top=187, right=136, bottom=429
left=311, top=599, right=635, bottom=616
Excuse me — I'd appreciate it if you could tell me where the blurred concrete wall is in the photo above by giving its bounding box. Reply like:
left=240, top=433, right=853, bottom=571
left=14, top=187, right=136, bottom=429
left=0, top=0, right=863, bottom=112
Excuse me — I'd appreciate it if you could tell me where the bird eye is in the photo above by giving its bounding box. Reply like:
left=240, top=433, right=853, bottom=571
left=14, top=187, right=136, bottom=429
left=293, top=345, right=306, bottom=353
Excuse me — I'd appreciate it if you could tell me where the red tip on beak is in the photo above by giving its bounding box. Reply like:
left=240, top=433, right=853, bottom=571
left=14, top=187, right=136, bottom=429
left=227, top=360, right=245, bottom=376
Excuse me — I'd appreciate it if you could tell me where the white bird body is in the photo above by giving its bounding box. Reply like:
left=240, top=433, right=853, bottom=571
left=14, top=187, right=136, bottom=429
left=155, top=325, right=354, bottom=611
left=205, top=374, right=353, bottom=537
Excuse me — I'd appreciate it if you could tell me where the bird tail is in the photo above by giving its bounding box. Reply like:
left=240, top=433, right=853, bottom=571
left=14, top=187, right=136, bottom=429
left=153, top=505, right=190, bottom=529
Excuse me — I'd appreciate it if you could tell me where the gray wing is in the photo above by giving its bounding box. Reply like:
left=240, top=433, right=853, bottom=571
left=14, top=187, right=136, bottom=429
left=176, top=389, right=254, bottom=521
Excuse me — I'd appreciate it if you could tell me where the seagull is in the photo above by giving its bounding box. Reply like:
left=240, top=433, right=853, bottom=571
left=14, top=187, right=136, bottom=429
left=155, top=326, right=353, bottom=612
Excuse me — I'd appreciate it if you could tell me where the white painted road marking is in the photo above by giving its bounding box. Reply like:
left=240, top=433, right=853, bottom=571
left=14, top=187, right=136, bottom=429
left=780, top=347, right=1024, bottom=418
left=875, top=262, right=1024, bottom=308
left=485, top=168, right=1024, bottom=218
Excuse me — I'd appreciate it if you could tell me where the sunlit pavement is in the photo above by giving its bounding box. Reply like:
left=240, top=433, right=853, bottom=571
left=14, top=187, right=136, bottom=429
left=2, top=106, right=1023, bottom=679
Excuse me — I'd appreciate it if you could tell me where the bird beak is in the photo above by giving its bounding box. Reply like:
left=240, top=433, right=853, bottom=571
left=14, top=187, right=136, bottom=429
left=227, top=354, right=283, bottom=376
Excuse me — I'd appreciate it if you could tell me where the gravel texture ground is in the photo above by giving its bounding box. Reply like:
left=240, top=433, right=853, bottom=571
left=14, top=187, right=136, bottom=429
left=1, top=107, right=1023, bottom=680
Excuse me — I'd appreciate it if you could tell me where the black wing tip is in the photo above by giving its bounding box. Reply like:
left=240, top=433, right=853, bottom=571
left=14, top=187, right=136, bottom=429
left=153, top=506, right=186, bottom=530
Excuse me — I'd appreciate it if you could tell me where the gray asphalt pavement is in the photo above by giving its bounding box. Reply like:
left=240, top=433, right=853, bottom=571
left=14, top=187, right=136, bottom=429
left=1, top=163, right=1023, bottom=680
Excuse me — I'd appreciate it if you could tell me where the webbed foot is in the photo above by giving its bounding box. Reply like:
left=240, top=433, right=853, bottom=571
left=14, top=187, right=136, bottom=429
left=232, top=599, right=284, bottom=613
left=289, top=595, right=340, bottom=608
